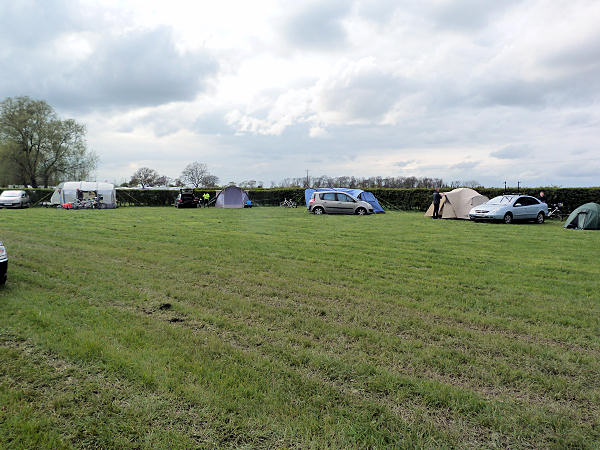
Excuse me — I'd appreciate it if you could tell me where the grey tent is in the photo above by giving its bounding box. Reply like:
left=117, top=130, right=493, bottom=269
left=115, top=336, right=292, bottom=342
left=214, top=186, right=250, bottom=208
left=564, top=202, right=600, bottom=230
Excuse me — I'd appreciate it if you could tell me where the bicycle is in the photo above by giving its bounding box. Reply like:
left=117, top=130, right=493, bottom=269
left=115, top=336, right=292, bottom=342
left=280, top=198, right=297, bottom=208
left=547, top=203, right=563, bottom=220
left=92, top=195, right=103, bottom=209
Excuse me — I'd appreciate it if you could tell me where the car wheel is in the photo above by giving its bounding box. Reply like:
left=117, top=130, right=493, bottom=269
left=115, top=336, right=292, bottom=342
left=313, top=207, right=324, bottom=215
left=503, top=212, right=513, bottom=224
left=536, top=212, right=545, bottom=224
left=356, top=207, right=367, bottom=215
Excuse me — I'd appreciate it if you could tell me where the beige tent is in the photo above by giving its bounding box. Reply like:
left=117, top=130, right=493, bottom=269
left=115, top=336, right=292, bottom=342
left=425, top=188, right=489, bottom=219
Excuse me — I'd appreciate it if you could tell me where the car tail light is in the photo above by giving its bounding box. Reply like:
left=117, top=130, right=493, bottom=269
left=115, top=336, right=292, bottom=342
left=309, top=198, right=315, bottom=204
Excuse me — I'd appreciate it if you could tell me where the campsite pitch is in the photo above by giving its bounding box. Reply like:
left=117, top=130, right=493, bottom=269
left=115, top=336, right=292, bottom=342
left=1, top=207, right=599, bottom=448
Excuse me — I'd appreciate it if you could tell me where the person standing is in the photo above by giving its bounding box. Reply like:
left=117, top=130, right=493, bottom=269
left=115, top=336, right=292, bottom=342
left=433, top=188, right=443, bottom=219
left=202, top=192, right=210, bottom=207
left=538, top=191, right=547, bottom=203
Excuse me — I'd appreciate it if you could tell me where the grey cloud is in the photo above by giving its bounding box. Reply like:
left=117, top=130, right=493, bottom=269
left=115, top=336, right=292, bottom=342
left=471, top=78, right=547, bottom=108
left=465, top=66, right=600, bottom=109
left=450, top=160, right=479, bottom=170
left=0, top=24, right=217, bottom=112
left=394, top=160, right=415, bottom=168
left=491, top=144, right=531, bottom=159
left=355, top=0, right=403, bottom=23
left=431, top=0, right=523, bottom=31
left=553, top=162, right=600, bottom=179
left=193, top=112, right=236, bottom=135
left=60, top=28, right=217, bottom=110
left=0, top=0, right=87, bottom=47
left=544, top=34, right=600, bottom=70
left=284, top=0, right=351, bottom=50
left=563, top=112, right=597, bottom=128
left=320, top=71, right=411, bottom=121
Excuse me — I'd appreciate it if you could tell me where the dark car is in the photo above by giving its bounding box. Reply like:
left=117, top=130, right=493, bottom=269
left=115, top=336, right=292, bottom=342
left=175, top=189, right=200, bottom=208
left=0, top=241, right=7, bottom=286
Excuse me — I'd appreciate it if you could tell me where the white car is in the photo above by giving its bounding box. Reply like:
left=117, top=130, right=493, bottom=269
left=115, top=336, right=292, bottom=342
left=469, top=195, right=548, bottom=224
left=0, top=190, right=31, bottom=208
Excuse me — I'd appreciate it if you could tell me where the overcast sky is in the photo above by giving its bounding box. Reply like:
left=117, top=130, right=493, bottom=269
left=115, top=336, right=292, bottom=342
left=1, top=0, right=599, bottom=187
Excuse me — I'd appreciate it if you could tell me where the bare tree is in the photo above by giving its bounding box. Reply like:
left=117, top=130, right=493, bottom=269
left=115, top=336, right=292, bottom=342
left=155, top=175, right=170, bottom=186
left=130, top=167, right=163, bottom=188
left=181, top=162, right=208, bottom=188
left=241, top=180, right=257, bottom=188
left=202, top=175, right=219, bottom=187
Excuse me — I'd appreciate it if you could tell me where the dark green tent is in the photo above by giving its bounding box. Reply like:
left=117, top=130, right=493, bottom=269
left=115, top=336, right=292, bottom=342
left=564, top=202, right=600, bottom=230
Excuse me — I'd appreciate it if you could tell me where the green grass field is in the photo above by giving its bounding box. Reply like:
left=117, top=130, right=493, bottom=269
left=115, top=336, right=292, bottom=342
left=1, top=207, right=599, bottom=448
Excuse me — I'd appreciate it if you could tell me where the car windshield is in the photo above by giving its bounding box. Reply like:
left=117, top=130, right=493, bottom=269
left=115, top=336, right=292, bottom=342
left=0, top=191, right=21, bottom=198
left=487, top=196, right=514, bottom=205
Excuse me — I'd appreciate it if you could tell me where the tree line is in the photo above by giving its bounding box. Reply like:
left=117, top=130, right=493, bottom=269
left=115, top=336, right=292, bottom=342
left=277, top=175, right=447, bottom=189
left=275, top=176, right=481, bottom=189
left=0, top=97, right=97, bottom=187
left=126, top=162, right=219, bottom=188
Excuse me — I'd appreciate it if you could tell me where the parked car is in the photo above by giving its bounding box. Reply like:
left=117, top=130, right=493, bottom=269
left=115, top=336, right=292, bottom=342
left=469, top=195, right=548, bottom=224
left=175, top=189, right=200, bottom=208
left=0, top=241, right=7, bottom=286
left=0, top=190, right=31, bottom=208
left=308, top=191, right=374, bottom=215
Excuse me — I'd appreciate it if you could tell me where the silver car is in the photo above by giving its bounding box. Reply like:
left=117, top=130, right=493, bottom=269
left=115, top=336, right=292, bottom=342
left=0, top=190, right=31, bottom=208
left=469, top=194, right=548, bottom=224
left=308, top=191, right=374, bottom=215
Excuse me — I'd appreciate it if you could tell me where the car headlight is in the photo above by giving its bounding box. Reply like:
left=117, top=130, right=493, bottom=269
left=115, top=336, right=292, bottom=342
left=0, top=242, right=6, bottom=261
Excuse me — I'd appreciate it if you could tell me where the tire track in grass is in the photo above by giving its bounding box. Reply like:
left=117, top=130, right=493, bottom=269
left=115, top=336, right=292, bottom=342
left=0, top=336, right=218, bottom=448
left=125, top=299, right=598, bottom=448
left=115, top=301, right=517, bottom=448
left=1, top=296, right=459, bottom=448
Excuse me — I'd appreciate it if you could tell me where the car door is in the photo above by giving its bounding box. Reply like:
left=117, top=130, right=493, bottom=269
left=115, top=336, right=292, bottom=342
left=321, top=192, right=338, bottom=213
left=521, top=197, right=536, bottom=218
left=335, top=193, right=356, bottom=214
left=512, top=197, right=528, bottom=219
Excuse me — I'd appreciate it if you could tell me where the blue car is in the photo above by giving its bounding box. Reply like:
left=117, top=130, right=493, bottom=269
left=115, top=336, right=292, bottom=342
left=469, top=195, right=548, bottom=224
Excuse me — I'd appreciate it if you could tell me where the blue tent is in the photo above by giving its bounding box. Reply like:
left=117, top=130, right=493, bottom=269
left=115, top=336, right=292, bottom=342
left=304, top=188, right=385, bottom=213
